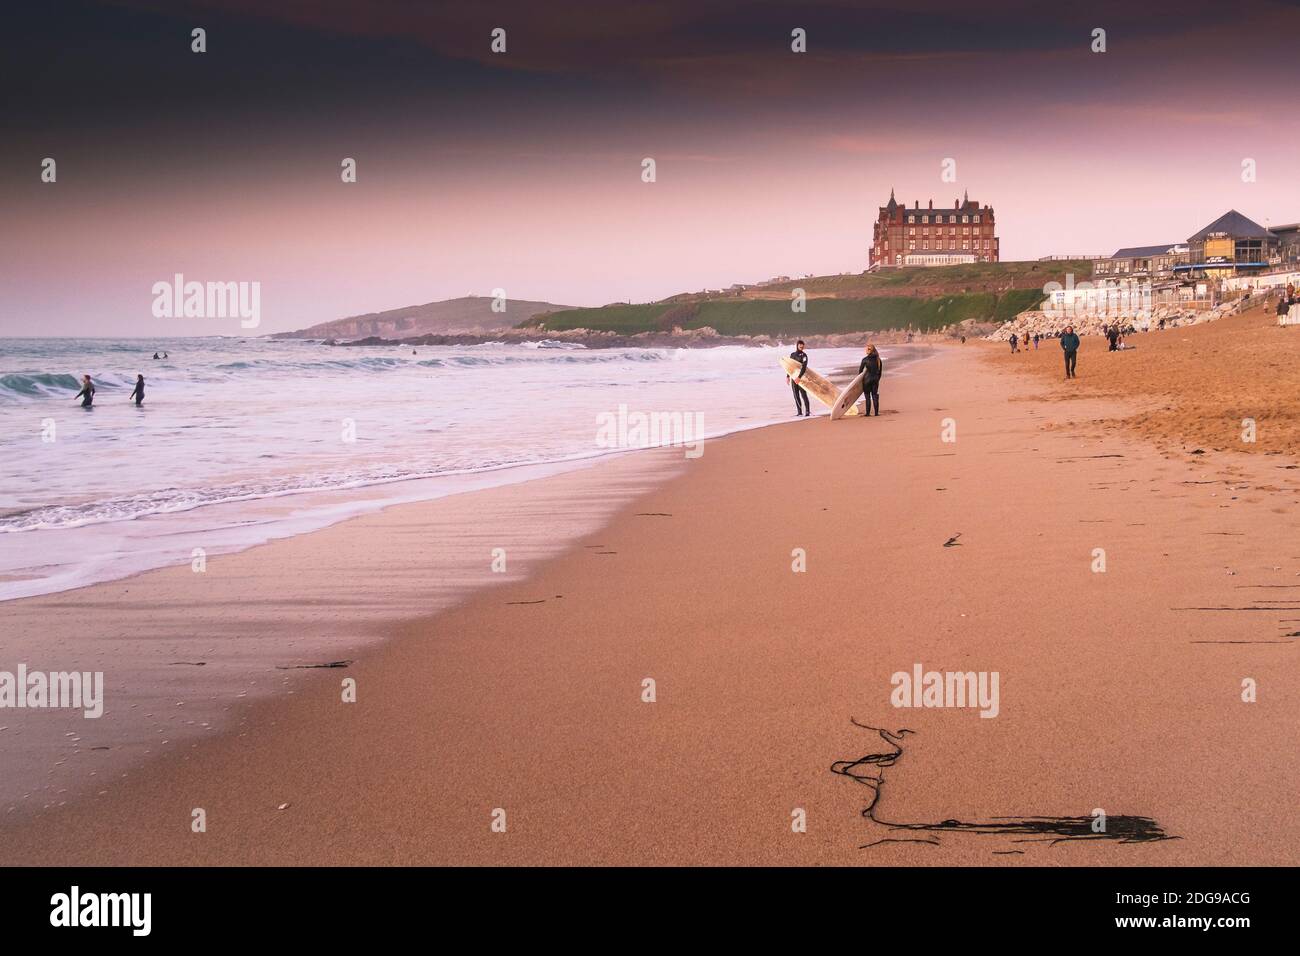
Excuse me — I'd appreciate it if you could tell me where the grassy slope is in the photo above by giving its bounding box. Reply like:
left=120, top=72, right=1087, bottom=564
left=532, top=288, right=1047, bottom=336
left=759, top=260, right=1094, bottom=297
left=525, top=262, right=1089, bottom=335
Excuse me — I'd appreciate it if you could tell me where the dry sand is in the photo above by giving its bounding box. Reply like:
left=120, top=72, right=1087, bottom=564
left=993, top=300, right=1300, bottom=456
left=1, top=339, right=1297, bottom=865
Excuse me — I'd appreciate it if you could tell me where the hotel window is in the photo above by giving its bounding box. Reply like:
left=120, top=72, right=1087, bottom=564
left=949, top=215, right=956, bottom=223
left=962, top=215, right=970, bottom=223
left=949, top=240, right=956, bottom=249
left=963, top=227, right=970, bottom=235
left=909, top=240, right=916, bottom=250
left=908, top=216, right=915, bottom=223
left=923, top=240, right=930, bottom=250
left=923, top=216, right=929, bottom=223
left=909, top=228, right=915, bottom=236
left=949, top=227, right=956, bottom=236
left=974, top=215, right=981, bottom=223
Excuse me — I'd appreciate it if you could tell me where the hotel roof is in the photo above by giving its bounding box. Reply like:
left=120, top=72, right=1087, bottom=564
left=1188, top=210, right=1273, bottom=241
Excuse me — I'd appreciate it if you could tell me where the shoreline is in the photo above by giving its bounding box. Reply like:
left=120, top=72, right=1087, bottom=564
left=0, top=445, right=688, bottom=813
left=0, top=343, right=935, bottom=603
left=2, top=342, right=1297, bottom=864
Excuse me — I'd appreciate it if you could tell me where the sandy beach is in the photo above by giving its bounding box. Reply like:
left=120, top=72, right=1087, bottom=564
left=1, top=337, right=1296, bottom=867
left=991, top=298, right=1300, bottom=457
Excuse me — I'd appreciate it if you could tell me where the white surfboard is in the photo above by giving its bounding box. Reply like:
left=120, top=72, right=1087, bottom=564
left=779, top=357, right=860, bottom=416
left=831, top=371, right=866, bottom=420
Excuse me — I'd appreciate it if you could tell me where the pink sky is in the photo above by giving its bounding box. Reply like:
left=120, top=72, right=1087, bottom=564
left=5, top=0, right=1299, bottom=335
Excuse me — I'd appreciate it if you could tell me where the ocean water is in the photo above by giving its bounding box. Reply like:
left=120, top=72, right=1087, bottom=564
left=0, top=337, right=905, bottom=600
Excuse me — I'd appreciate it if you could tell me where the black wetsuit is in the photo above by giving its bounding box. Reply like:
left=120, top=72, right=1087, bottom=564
left=76, top=381, right=95, bottom=407
left=858, top=353, right=883, bottom=415
left=790, top=349, right=810, bottom=415
left=130, top=377, right=145, bottom=405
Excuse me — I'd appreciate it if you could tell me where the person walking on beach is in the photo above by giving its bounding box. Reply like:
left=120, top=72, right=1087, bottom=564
left=129, top=374, right=145, bottom=406
left=1033, top=333, right=1041, bottom=350
left=75, top=374, right=95, bottom=407
left=1009, top=333, right=1019, bottom=353
left=1060, top=326, right=1080, bottom=379
left=858, top=344, right=883, bottom=416
left=789, top=339, right=810, bottom=417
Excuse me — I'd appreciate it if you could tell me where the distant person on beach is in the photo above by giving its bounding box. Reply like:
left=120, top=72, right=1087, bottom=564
left=960, top=335, right=967, bottom=344
left=1107, top=325, right=1120, bottom=352
left=75, top=375, right=95, bottom=407
left=1033, top=333, right=1040, bottom=349
left=858, top=344, right=883, bottom=417
left=1060, top=326, right=1080, bottom=379
left=789, top=339, right=810, bottom=417
left=1009, top=333, right=1019, bottom=353
left=129, top=374, right=145, bottom=406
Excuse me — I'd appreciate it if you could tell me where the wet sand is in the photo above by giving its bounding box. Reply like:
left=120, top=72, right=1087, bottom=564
left=1, top=341, right=1297, bottom=865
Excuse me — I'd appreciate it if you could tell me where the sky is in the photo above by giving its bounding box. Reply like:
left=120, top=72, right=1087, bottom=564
left=4, top=0, right=1300, bottom=336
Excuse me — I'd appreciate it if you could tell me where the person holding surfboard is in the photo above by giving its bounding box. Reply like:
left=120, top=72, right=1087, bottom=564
left=788, top=340, right=811, bottom=416
left=858, top=344, right=883, bottom=416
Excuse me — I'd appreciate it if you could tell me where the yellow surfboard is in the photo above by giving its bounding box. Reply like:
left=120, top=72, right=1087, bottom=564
left=779, top=356, right=861, bottom=416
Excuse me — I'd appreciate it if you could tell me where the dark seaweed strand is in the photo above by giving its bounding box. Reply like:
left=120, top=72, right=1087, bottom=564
left=831, top=720, right=1177, bottom=849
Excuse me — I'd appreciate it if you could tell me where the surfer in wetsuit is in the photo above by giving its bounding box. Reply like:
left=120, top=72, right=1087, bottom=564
left=75, top=374, right=95, bottom=407
left=129, top=374, right=145, bottom=406
left=789, top=340, right=810, bottom=416
left=858, top=344, right=883, bottom=416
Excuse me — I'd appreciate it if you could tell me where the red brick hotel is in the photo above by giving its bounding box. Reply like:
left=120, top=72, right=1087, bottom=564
left=870, top=190, right=999, bottom=269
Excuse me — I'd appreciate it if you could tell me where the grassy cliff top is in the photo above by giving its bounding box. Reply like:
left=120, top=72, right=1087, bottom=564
left=521, top=261, right=1088, bottom=336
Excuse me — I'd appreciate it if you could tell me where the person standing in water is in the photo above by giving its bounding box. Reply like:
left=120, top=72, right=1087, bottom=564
left=129, top=374, right=145, bottom=406
left=75, top=374, right=95, bottom=407
left=1060, top=325, right=1080, bottom=379
left=788, top=339, right=810, bottom=417
left=858, top=344, right=883, bottom=416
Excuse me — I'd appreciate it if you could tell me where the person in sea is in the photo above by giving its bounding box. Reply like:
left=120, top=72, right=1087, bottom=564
left=75, top=374, right=95, bottom=407
left=788, top=339, right=810, bottom=417
left=858, top=344, right=883, bottom=416
left=129, top=374, right=145, bottom=406
left=1060, top=325, right=1080, bottom=379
